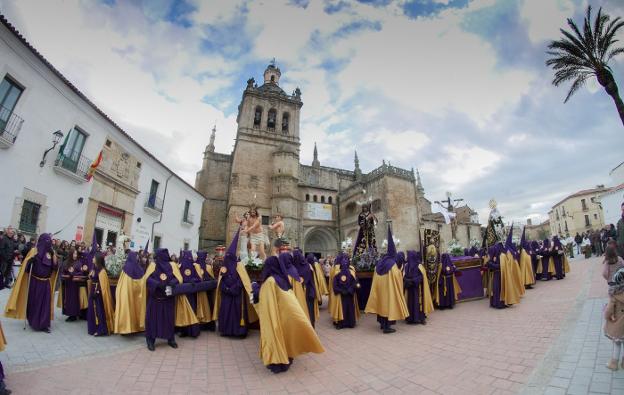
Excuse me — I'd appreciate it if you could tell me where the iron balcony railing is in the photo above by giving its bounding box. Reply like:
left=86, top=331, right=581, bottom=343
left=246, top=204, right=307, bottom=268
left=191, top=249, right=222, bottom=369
left=54, top=150, right=91, bottom=180
left=145, top=194, right=164, bottom=212
left=0, top=104, right=24, bottom=145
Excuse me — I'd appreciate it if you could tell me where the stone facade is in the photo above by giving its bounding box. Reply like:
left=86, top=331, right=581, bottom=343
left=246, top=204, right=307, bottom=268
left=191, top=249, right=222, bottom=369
left=195, top=65, right=480, bottom=255
left=548, top=186, right=608, bottom=237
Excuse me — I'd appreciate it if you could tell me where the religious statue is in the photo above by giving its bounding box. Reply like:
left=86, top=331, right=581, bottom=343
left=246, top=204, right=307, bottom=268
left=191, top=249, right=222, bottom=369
left=352, top=193, right=378, bottom=269
left=434, top=192, right=463, bottom=241
left=268, top=213, right=288, bottom=256
left=241, top=205, right=267, bottom=260
left=246, top=77, right=255, bottom=89
left=104, top=232, right=129, bottom=278
left=483, top=199, right=505, bottom=247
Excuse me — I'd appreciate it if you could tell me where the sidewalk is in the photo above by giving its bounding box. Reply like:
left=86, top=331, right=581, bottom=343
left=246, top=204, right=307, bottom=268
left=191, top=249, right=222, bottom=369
left=524, top=256, right=624, bottom=395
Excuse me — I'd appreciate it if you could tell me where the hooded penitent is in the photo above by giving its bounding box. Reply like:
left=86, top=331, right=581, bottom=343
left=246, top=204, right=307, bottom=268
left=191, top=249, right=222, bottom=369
left=404, top=250, right=434, bottom=323
left=332, top=253, right=359, bottom=329
left=254, top=254, right=324, bottom=373
left=365, top=224, right=409, bottom=327
left=293, top=249, right=316, bottom=301
left=375, top=225, right=397, bottom=276
left=307, top=253, right=328, bottom=296
left=505, top=224, right=519, bottom=261
left=177, top=250, right=202, bottom=337
left=518, top=227, right=535, bottom=287
left=114, top=251, right=145, bottom=334
left=487, top=245, right=505, bottom=309
left=5, top=233, right=58, bottom=331
left=214, top=228, right=257, bottom=337
left=436, top=253, right=461, bottom=309
left=551, top=236, right=565, bottom=280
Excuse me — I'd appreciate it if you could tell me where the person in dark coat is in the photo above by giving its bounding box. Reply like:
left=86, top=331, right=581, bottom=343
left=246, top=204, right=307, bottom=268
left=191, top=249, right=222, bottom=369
left=404, top=250, right=433, bottom=324
left=332, top=254, right=359, bottom=329
left=145, top=248, right=179, bottom=351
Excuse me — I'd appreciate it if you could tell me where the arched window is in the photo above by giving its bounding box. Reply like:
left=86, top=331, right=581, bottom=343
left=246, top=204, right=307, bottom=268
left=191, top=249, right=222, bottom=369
left=313, top=195, right=318, bottom=202
left=305, top=194, right=310, bottom=201
left=254, top=106, right=262, bottom=127
left=270, top=75, right=275, bottom=82
left=321, top=196, right=325, bottom=203
left=281, top=112, right=289, bottom=133
left=328, top=196, right=332, bottom=204
left=267, top=109, right=277, bottom=130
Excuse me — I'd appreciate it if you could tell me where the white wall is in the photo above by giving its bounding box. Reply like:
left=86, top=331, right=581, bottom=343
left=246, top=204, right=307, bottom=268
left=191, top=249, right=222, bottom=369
left=602, top=189, right=623, bottom=227
left=0, top=24, right=203, bottom=249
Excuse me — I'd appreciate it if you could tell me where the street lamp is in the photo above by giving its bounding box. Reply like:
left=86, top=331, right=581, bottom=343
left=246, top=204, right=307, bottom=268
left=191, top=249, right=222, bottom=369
left=39, top=130, right=64, bottom=167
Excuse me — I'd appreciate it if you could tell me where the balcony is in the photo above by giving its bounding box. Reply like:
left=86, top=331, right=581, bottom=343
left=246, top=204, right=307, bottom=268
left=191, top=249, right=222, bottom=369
left=144, top=194, right=164, bottom=215
left=182, top=212, right=194, bottom=226
left=53, top=151, right=90, bottom=183
left=0, top=105, right=24, bottom=148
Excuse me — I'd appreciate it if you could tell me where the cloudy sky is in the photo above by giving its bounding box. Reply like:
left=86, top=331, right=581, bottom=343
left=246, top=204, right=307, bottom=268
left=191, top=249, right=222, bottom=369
left=1, top=0, right=623, bottom=225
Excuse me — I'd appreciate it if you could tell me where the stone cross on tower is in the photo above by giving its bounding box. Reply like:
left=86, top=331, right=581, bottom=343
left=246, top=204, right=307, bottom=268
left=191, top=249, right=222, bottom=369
left=207, top=124, right=216, bottom=153
left=354, top=150, right=362, bottom=181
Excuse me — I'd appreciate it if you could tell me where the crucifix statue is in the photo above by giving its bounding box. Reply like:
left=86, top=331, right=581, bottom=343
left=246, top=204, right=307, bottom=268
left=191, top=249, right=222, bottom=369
left=434, top=191, right=464, bottom=240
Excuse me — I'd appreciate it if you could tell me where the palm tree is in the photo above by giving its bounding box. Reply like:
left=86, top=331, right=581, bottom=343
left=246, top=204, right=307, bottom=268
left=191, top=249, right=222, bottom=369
left=546, top=6, right=624, bottom=126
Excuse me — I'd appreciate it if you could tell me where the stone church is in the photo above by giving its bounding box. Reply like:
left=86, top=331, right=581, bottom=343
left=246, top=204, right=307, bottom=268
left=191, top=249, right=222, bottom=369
left=195, top=64, right=481, bottom=256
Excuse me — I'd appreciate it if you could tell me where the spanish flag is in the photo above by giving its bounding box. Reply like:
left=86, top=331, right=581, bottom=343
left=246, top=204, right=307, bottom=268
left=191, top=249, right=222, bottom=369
left=86, top=150, right=103, bottom=181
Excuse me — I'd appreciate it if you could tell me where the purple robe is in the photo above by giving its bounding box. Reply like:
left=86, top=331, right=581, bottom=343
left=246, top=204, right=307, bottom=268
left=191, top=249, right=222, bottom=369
left=540, top=240, right=552, bottom=281
left=26, top=235, right=56, bottom=331
left=217, top=271, right=248, bottom=337
left=87, top=267, right=108, bottom=336
left=404, top=251, right=426, bottom=324
left=60, top=260, right=83, bottom=318
left=552, top=238, right=565, bottom=280
left=437, top=254, right=457, bottom=309
left=145, top=249, right=178, bottom=341
left=294, top=251, right=317, bottom=327
left=332, top=259, right=357, bottom=329
left=529, top=241, right=540, bottom=277
left=487, top=246, right=505, bottom=309
left=176, top=251, right=201, bottom=338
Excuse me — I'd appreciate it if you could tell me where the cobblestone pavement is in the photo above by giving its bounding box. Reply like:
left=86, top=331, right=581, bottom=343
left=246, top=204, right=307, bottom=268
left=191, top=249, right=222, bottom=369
left=0, top=256, right=605, bottom=394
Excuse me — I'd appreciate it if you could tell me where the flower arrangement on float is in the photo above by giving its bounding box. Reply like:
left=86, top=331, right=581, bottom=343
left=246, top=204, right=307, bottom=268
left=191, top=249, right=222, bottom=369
left=446, top=239, right=464, bottom=257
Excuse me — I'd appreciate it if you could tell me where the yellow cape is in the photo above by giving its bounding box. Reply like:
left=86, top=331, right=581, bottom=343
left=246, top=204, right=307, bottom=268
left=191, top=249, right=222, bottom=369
left=89, top=269, right=115, bottom=334
left=365, top=265, right=409, bottom=321
left=564, top=255, right=570, bottom=274
left=113, top=271, right=145, bottom=334
left=192, top=263, right=212, bottom=324
left=290, top=276, right=309, bottom=321
left=313, top=263, right=328, bottom=296
left=328, top=264, right=342, bottom=322
left=56, top=276, right=88, bottom=310
left=411, top=265, right=434, bottom=315
left=0, top=321, right=6, bottom=352
left=328, top=265, right=360, bottom=323
left=519, top=250, right=536, bottom=286
left=255, top=277, right=324, bottom=366
left=140, top=262, right=199, bottom=328
left=5, top=248, right=58, bottom=321
left=500, top=253, right=521, bottom=305
left=212, top=262, right=258, bottom=324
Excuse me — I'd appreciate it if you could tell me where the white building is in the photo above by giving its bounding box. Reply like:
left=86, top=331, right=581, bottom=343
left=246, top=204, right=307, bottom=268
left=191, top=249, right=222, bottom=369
left=600, top=161, right=624, bottom=227
left=0, top=15, right=204, bottom=251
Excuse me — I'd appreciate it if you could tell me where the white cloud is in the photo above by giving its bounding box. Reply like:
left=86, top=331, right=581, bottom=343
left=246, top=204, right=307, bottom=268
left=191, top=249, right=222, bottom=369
left=422, top=145, right=501, bottom=188
left=521, top=0, right=575, bottom=44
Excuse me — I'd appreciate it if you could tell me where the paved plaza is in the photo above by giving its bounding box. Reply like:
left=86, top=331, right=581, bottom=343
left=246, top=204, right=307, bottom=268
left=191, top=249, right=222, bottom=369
left=0, top=256, right=617, bottom=395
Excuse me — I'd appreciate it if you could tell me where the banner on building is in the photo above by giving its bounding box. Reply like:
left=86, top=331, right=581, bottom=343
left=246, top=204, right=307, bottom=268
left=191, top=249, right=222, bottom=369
left=303, top=203, right=333, bottom=221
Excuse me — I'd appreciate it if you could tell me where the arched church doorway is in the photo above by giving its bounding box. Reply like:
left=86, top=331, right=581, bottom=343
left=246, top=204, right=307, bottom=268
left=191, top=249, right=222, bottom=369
left=303, top=227, right=338, bottom=258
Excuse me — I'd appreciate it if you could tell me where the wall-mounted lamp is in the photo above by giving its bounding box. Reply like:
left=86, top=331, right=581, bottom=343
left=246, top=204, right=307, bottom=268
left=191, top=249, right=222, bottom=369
left=77, top=197, right=84, bottom=204
left=39, top=130, right=64, bottom=168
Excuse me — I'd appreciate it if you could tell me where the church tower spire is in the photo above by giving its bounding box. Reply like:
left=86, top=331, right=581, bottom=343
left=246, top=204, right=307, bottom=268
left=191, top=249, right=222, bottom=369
left=354, top=150, right=362, bottom=181
left=312, top=142, right=320, bottom=168
left=416, top=168, right=424, bottom=194
left=207, top=124, right=216, bottom=153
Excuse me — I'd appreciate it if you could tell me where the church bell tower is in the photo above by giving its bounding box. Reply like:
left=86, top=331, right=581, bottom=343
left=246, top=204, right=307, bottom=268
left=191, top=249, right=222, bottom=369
left=225, top=63, right=303, bottom=245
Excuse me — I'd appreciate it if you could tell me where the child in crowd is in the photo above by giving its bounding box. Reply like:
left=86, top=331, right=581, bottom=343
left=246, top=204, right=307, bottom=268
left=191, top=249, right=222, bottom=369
left=605, top=267, right=624, bottom=370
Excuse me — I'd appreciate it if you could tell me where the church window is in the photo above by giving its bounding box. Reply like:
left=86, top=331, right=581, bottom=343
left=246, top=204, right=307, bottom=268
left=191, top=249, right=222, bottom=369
left=321, top=196, right=325, bottom=203
left=328, top=196, right=332, bottom=204
left=267, top=109, right=277, bottom=130
left=254, top=106, right=262, bottom=127
left=282, top=112, right=289, bottom=133
left=313, top=195, right=318, bottom=202
left=270, top=75, right=275, bottom=82
left=305, top=194, right=310, bottom=201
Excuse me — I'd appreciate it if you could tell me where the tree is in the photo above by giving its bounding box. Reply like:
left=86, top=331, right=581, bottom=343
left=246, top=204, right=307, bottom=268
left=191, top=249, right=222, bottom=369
left=546, top=6, right=624, bottom=126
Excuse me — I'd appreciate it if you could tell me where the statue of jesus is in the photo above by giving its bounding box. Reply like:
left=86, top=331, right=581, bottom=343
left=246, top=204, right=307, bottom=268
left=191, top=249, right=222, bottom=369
left=268, top=214, right=286, bottom=256
left=353, top=203, right=378, bottom=261
left=242, top=207, right=266, bottom=260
